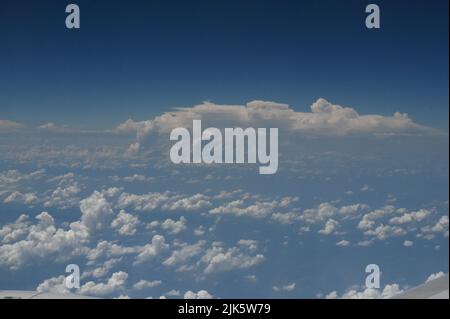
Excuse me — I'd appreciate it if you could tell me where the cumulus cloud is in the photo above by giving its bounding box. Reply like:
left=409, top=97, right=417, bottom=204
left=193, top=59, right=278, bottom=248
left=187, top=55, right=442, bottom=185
left=111, top=210, right=140, bottom=236
left=36, top=275, right=71, bottom=294
left=116, top=99, right=438, bottom=147
left=79, top=191, right=114, bottom=233
left=3, top=191, right=38, bottom=205
left=134, top=235, right=169, bottom=265
left=148, top=217, right=187, bottom=235
left=426, top=271, right=446, bottom=283
left=184, top=290, right=213, bottom=299
left=133, top=279, right=162, bottom=290
left=163, top=241, right=206, bottom=268
left=201, top=240, right=265, bottom=274
left=318, top=219, right=339, bottom=235
left=0, top=212, right=89, bottom=269
left=389, top=209, right=431, bottom=225
left=80, top=271, right=128, bottom=296
left=326, top=283, right=403, bottom=299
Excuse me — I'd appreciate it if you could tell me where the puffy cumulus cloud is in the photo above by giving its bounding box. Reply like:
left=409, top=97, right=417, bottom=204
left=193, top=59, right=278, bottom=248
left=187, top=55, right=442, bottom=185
left=134, top=235, right=169, bottom=265
left=209, top=199, right=279, bottom=218
left=116, top=192, right=172, bottom=212
left=364, top=224, right=407, bottom=240
left=133, top=279, right=162, bottom=290
left=111, top=210, right=140, bottom=236
left=426, top=271, right=446, bottom=283
left=357, top=206, right=397, bottom=230
left=431, top=216, right=449, bottom=235
left=318, top=219, right=339, bottom=235
left=86, top=241, right=138, bottom=262
left=116, top=99, right=437, bottom=147
left=272, top=283, right=296, bottom=292
left=0, top=119, right=24, bottom=132
left=0, top=169, right=45, bottom=189
left=0, top=214, right=30, bottom=244
left=36, top=275, right=71, bottom=294
left=162, top=194, right=212, bottom=211
left=0, top=212, right=89, bottom=270
left=80, top=271, right=128, bottom=296
left=163, top=240, right=206, bottom=268
left=326, top=284, right=403, bottom=299
left=3, top=191, right=38, bottom=205
left=79, top=191, right=114, bottom=233
left=389, top=209, right=431, bottom=225
left=148, top=217, right=187, bottom=235
left=82, top=258, right=122, bottom=279
left=43, top=183, right=81, bottom=209
left=201, top=240, right=265, bottom=274
left=184, top=290, right=213, bottom=299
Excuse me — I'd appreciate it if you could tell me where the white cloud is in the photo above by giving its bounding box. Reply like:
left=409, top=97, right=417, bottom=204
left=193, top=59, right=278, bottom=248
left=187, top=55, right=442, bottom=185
left=209, top=199, right=278, bottom=218
left=36, top=275, right=71, bottom=294
left=389, top=209, right=431, bottom=225
left=426, top=271, right=446, bottom=283
left=319, top=219, right=339, bottom=235
left=80, top=271, right=128, bottom=296
left=0, top=212, right=89, bottom=270
left=201, top=240, right=265, bottom=274
left=273, top=283, right=296, bottom=292
left=3, top=191, right=38, bottom=205
left=134, top=235, right=169, bottom=265
left=111, top=210, right=140, bottom=236
left=163, top=241, right=206, bottom=268
left=336, top=239, right=350, bottom=247
left=326, top=283, right=403, bottom=299
left=133, top=279, right=162, bottom=290
left=184, top=290, right=213, bottom=299
left=364, top=224, right=407, bottom=240
left=403, top=240, right=414, bottom=247
left=79, top=191, right=114, bottom=233
left=149, top=217, right=187, bottom=235
left=117, top=99, right=437, bottom=147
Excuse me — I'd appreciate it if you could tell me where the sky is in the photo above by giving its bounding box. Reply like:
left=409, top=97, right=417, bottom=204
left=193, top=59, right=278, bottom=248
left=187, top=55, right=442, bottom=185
left=0, top=0, right=448, bottom=129
left=0, top=0, right=448, bottom=299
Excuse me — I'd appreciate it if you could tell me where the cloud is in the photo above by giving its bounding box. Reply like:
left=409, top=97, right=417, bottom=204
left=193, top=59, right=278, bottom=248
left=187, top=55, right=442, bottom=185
left=133, top=279, right=162, bottom=290
left=79, top=191, right=114, bottom=233
left=389, top=209, right=431, bottom=225
left=0, top=212, right=89, bottom=270
left=318, top=219, right=340, bottom=235
left=80, top=271, right=128, bottom=296
left=0, top=119, right=24, bottom=132
left=163, top=241, right=205, bottom=268
left=148, top=217, right=187, bottom=235
left=116, top=99, right=438, bottom=147
left=3, top=191, right=38, bottom=205
left=184, top=290, right=213, bottom=299
left=111, top=210, right=140, bottom=236
left=272, top=283, right=296, bottom=292
left=336, top=240, right=351, bottom=247
left=426, top=271, right=446, bottom=283
left=134, top=235, right=169, bottom=265
left=326, top=283, right=403, bottom=299
left=36, top=275, right=71, bottom=294
left=403, top=240, right=414, bottom=247
left=201, top=240, right=265, bottom=274
left=209, top=199, right=279, bottom=218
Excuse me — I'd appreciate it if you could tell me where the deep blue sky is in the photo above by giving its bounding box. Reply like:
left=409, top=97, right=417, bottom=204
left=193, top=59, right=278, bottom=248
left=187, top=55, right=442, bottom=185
left=0, top=0, right=448, bottom=129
